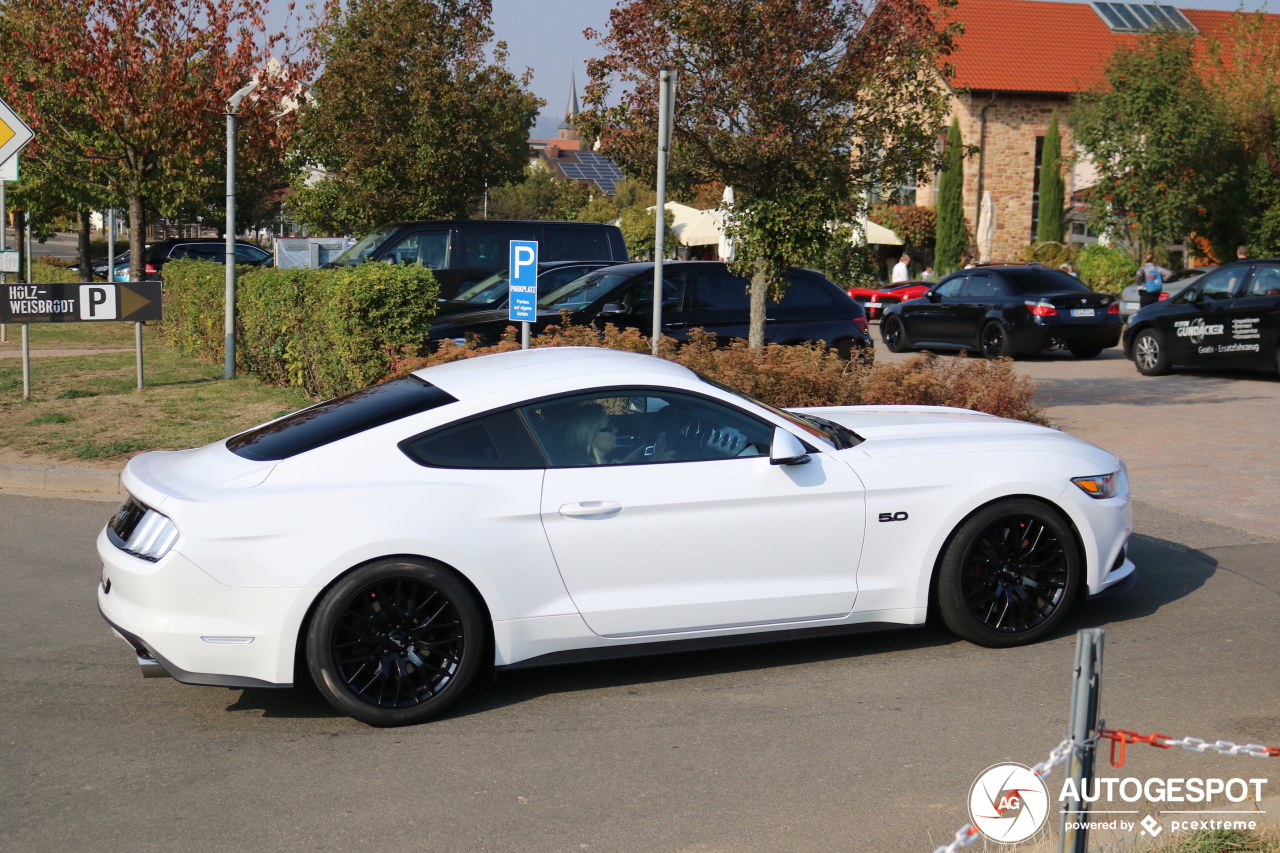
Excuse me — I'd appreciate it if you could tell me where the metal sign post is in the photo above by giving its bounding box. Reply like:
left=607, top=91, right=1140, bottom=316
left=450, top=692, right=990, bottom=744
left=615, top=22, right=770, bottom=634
left=1059, top=628, right=1104, bottom=853
left=1, top=178, right=7, bottom=345
left=0, top=281, right=163, bottom=398
left=651, top=68, right=676, bottom=357
left=509, top=240, right=538, bottom=349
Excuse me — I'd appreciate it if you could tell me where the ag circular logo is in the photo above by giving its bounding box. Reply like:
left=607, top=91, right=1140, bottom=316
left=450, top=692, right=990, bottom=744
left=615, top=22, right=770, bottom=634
left=968, top=763, right=1050, bottom=843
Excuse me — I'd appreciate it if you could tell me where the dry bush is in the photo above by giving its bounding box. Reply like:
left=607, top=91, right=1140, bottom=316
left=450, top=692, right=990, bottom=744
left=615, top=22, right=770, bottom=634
left=400, top=316, right=1048, bottom=425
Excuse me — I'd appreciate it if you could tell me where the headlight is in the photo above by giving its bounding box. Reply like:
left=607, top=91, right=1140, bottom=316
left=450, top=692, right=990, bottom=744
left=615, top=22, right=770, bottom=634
left=107, top=495, right=179, bottom=562
left=1071, top=472, right=1119, bottom=499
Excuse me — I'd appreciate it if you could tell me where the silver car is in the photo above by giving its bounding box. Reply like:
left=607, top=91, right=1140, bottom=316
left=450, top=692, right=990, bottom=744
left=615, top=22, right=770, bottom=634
left=1120, top=267, right=1213, bottom=318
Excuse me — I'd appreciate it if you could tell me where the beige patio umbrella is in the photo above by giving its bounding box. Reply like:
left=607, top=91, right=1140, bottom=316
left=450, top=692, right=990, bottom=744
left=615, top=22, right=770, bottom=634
left=977, top=191, right=995, bottom=263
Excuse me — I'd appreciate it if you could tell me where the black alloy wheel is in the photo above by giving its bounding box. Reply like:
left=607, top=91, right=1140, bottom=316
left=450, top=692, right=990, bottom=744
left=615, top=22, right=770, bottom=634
left=308, top=558, right=484, bottom=726
left=979, top=321, right=1011, bottom=360
left=881, top=315, right=909, bottom=353
left=1133, top=329, right=1171, bottom=376
left=1071, top=347, right=1103, bottom=359
left=937, top=499, right=1080, bottom=647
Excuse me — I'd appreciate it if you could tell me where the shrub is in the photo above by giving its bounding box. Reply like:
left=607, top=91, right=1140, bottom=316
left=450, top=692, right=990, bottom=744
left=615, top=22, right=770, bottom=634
left=400, top=316, right=1048, bottom=424
left=1077, top=244, right=1138, bottom=293
left=869, top=204, right=938, bottom=248
left=160, top=260, right=439, bottom=398
left=32, top=260, right=76, bottom=283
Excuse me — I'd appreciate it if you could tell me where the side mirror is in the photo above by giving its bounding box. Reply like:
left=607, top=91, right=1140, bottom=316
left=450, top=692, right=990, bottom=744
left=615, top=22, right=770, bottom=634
left=600, top=302, right=627, bottom=316
left=927, top=290, right=941, bottom=302
left=770, top=427, right=811, bottom=466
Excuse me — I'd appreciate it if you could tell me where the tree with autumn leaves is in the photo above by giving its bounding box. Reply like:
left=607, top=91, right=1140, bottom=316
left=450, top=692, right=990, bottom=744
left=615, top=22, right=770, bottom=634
left=578, top=0, right=959, bottom=347
left=0, top=0, right=316, bottom=282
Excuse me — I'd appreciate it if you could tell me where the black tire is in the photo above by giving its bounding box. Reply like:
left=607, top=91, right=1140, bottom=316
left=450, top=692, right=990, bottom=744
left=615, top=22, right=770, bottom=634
left=936, top=499, right=1080, bottom=648
left=979, top=321, right=1013, bottom=359
left=1132, top=328, right=1171, bottom=376
left=1070, top=347, right=1103, bottom=359
left=307, top=558, right=485, bottom=727
left=881, top=315, right=910, bottom=353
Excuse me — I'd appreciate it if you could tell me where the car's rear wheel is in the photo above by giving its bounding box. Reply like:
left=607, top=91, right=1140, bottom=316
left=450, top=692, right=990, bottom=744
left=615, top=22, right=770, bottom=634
left=979, top=321, right=1012, bottom=359
left=1070, top=346, right=1103, bottom=359
left=1133, top=329, right=1171, bottom=376
left=936, top=499, right=1080, bottom=647
left=881, top=316, right=909, bottom=353
left=307, top=558, right=484, bottom=727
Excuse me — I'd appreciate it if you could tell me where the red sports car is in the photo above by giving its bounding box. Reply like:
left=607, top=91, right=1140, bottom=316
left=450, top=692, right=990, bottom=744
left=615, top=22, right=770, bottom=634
left=846, top=280, right=934, bottom=319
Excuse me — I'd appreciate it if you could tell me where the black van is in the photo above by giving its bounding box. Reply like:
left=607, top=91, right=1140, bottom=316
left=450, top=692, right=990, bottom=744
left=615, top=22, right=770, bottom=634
left=327, top=220, right=629, bottom=299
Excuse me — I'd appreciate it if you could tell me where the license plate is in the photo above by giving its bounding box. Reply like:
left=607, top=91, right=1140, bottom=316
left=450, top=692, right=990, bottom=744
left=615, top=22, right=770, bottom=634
left=1123, top=302, right=1139, bottom=312
left=1071, top=308, right=1095, bottom=318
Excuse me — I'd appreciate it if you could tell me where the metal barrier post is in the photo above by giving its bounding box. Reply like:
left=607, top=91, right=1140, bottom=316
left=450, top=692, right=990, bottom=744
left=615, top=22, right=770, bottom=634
left=21, top=321, right=30, bottom=399
left=135, top=321, right=144, bottom=389
left=1059, top=628, right=1104, bottom=853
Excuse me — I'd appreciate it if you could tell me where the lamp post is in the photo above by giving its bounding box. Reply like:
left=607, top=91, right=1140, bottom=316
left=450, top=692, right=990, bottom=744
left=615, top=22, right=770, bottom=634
left=224, top=80, right=258, bottom=380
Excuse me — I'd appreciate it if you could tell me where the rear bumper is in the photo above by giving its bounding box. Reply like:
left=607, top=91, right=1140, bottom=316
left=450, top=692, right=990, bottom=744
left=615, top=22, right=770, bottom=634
left=1014, top=320, right=1123, bottom=351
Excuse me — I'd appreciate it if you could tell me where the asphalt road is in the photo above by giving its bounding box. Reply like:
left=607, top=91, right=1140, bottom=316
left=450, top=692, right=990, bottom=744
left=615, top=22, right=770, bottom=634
left=2, top=491, right=1277, bottom=853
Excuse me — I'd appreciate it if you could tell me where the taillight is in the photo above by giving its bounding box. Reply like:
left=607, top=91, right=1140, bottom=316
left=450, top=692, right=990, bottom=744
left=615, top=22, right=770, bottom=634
left=853, top=316, right=869, bottom=334
left=144, top=263, right=158, bottom=273
left=1108, top=302, right=1120, bottom=314
left=1025, top=301, right=1058, bottom=317
left=1158, top=292, right=1169, bottom=301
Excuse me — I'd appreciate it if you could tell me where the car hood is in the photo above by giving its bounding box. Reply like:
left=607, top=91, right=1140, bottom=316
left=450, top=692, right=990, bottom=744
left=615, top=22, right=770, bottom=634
left=790, top=405, right=1050, bottom=441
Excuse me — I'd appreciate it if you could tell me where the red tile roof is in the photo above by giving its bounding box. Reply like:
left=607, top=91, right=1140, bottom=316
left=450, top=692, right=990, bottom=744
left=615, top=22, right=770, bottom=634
left=944, top=0, right=1273, bottom=94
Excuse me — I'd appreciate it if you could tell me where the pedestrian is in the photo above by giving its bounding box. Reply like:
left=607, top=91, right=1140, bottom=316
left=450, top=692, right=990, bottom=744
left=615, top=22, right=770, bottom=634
left=921, top=264, right=935, bottom=281
left=892, top=254, right=910, bottom=283
left=961, top=252, right=975, bottom=270
left=1059, top=262, right=1078, bottom=278
left=1136, top=251, right=1173, bottom=308
left=1237, top=245, right=1249, bottom=260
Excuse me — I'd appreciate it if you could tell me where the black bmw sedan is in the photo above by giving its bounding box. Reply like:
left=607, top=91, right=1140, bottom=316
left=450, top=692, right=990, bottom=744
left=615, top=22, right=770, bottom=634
left=429, top=261, right=872, bottom=356
left=1122, top=259, right=1280, bottom=376
left=879, top=265, right=1123, bottom=359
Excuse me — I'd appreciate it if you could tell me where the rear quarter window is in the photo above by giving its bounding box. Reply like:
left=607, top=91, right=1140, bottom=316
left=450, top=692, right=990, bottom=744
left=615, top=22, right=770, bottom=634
left=227, top=376, right=457, bottom=461
left=539, top=227, right=614, bottom=261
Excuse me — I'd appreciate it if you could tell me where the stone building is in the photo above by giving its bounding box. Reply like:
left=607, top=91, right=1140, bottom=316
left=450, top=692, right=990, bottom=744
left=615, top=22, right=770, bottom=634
left=914, top=0, right=1246, bottom=263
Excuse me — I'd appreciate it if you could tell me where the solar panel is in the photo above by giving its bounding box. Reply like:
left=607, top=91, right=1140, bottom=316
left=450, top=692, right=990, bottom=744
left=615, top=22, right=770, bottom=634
left=1090, top=2, right=1198, bottom=33
left=557, top=152, right=626, bottom=195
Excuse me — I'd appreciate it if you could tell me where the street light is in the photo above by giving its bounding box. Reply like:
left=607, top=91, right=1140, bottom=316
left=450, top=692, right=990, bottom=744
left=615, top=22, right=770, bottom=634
left=224, top=80, right=258, bottom=379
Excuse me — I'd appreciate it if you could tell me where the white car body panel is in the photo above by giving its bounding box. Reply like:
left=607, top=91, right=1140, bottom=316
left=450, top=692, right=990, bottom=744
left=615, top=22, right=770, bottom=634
left=97, top=347, right=1134, bottom=688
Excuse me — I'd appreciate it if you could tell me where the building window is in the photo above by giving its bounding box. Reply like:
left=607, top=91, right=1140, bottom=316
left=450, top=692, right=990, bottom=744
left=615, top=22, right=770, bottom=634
left=1031, top=136, right=1044, bottom=243
left=896, top=174, right=918, bottom=206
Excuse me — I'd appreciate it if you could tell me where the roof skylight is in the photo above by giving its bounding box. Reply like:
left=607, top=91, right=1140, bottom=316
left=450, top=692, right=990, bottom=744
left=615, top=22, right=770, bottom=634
left=1090, top=2, right=1198, bottom=34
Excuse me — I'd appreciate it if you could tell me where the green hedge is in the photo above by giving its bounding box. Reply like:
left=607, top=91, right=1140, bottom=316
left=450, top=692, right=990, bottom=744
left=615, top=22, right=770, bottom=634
left=160, top=260, right=439, bottom=398
left=1077, top=245, right=1137, bottom=294
left=32, top=261, right=77, bottom=284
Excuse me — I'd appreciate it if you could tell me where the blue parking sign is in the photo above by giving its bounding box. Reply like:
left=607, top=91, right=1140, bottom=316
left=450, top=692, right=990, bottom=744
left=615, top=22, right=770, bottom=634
left=508, top=240, right=538, bottom=323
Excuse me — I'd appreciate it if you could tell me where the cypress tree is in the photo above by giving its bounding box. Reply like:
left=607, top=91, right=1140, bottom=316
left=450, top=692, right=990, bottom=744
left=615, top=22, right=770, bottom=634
left=935, top=117, right=966, bottom=273
left=1037, top=110, right=1065, bottom=244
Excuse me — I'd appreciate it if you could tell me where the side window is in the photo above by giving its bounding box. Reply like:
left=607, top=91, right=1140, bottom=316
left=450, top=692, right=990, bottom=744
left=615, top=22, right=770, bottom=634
left=539, top=228, right=612, bottom=261
left=617, top=272, right=687, bottom=315
left=238, top=245, right=270, bottom=262
left=519, top=389, right=773, bottom=467
left=461, top=228, right=537, bottom=267
left=400, top=409, right=544, bottom=469
left=775, top=274, right=835, bottom=309
left=382, top=231, right=449, bottom=268
left=1199, top=266, right=1247, bottom=302
left=688, top=268, right=751, bottom=313
left=935, top=276, right=966, bottom=297
left=1246, top=265, right=1280, bottom=297
left=961, top=275, right=995, bottom=298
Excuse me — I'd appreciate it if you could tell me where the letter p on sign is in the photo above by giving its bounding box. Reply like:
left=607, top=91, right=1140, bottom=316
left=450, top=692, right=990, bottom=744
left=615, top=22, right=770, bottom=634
left=79, top=285, right=117, bottom=320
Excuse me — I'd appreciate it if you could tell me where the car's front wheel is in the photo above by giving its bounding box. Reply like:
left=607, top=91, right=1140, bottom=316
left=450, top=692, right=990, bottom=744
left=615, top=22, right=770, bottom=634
left=936, top=499, right=1080, bottom=647
left=1133, top=329, right=1171, bottom=376
left=307, top=558, right=485, bottom=727
left=881, top=315, right=909, bottom=353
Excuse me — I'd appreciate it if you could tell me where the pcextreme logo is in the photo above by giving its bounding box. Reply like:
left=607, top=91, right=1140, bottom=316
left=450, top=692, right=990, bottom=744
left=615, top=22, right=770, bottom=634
left=968, top=763, right=1050, bottom=843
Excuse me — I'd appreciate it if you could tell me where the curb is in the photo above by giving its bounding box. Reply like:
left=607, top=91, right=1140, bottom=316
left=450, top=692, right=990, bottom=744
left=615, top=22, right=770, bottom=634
left=0, top=462, right=123, bottom=495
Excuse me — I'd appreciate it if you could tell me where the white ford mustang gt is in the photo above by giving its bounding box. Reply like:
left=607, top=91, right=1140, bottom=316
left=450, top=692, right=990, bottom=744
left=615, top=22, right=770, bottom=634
left=98, top=347, right=1135, bottom=726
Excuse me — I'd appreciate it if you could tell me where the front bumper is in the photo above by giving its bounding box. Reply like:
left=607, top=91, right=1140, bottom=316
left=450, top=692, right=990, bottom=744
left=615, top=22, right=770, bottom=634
left=97, top=526, right=318, bottom=687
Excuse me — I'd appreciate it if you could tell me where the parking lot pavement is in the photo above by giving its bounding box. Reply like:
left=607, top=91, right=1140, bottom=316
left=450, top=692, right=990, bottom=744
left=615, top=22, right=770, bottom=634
left=3, top=488, right=1277, bottom=853
left=872, top=339, right=1280, bottom=539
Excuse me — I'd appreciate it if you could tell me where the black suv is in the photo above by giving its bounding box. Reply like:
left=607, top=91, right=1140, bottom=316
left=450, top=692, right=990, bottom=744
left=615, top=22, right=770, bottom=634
left=429, top=261, right=872, bottom=356
left=328, top=220, right=629, bottom=299
left=437, top=260, right=622, bottom=318
left=133, top=238, right=272, bottom=281
left=880, top=265, right=1122, bottom=359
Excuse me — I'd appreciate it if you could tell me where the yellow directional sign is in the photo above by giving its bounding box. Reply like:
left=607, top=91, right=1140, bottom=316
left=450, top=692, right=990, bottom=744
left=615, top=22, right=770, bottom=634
left=0, top=96, right=34, bottom=169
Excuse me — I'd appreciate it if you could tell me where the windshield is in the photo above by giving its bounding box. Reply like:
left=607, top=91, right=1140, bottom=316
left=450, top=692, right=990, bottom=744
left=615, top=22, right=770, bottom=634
left=332, top=226, right=398, bottom=266
left=538, top=271, right=632, bottom=311
left=695, top=373, right=860, bottom=448
left=452, top=271, right=510, bottom=304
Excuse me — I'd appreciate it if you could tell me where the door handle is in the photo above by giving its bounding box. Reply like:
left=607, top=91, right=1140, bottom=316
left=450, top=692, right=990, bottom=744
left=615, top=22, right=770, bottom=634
left=559, top=501, right=623, bottom=518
